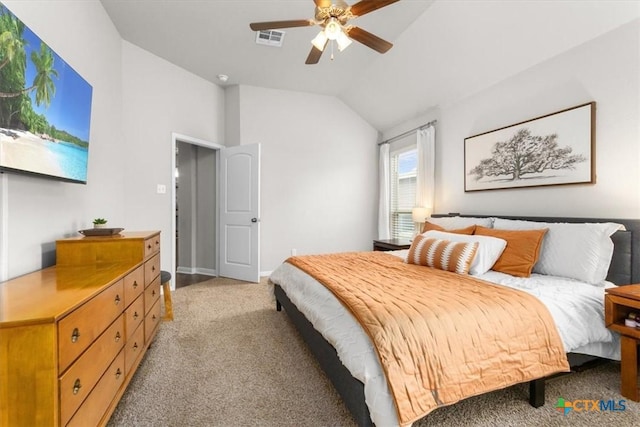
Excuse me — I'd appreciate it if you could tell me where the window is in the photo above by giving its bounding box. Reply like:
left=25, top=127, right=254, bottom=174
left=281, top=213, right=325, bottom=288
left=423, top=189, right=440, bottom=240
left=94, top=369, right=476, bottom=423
left=390, top=147, right=417, bottom=239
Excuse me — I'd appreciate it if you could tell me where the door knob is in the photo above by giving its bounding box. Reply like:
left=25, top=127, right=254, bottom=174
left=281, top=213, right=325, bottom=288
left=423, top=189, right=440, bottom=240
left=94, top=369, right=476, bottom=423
left=251, top=218, right=260, bottom=223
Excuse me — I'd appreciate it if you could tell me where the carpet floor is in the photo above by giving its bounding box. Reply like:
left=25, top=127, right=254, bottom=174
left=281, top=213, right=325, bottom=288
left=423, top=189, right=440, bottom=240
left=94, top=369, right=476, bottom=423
left=108, top=278, right=640, bottom=427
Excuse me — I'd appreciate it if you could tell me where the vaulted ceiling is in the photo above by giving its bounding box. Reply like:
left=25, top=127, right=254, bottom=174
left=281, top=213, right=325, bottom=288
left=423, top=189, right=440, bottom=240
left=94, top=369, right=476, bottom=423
left=100, top=0, right=638, bottom=132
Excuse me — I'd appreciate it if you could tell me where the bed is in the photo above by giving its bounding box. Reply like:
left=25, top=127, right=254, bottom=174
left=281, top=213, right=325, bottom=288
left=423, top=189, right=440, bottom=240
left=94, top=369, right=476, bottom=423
left=268, top=214, right=640, bottom=427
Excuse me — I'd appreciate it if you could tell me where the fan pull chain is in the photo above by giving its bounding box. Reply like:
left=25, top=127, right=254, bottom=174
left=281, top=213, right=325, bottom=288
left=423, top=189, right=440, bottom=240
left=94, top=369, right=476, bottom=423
left=330, top=41, right=334, bottom=61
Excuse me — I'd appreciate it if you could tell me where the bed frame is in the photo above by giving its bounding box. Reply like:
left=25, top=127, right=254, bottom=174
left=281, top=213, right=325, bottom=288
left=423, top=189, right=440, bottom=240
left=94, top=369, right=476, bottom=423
left=274, top=214, right=640, bottom=427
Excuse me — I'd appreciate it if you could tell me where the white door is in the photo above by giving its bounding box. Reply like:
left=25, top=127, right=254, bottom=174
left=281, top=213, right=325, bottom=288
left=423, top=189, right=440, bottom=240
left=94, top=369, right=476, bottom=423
left=219, top=144, right=261, bottom=282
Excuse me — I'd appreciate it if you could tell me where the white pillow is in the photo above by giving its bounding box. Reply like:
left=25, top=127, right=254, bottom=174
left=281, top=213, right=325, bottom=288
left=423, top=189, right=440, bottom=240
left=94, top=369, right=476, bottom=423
left=421, top=230, right=506, bottom=275
left=427, top=216, right=493, bottom=229
left=492, top=218, right=625, bottom=285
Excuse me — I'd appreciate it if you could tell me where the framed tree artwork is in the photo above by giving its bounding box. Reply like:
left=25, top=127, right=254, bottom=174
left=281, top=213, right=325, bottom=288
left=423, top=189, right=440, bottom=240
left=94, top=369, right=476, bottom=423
left=464, top=102, right=595, bottom=192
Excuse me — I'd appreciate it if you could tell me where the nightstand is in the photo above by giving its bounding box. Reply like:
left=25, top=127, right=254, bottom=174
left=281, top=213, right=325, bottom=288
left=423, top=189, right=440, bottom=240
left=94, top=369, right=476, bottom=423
left=604, top=285, right=640, bottom=401
left=372, top=238, right=412, bottom=251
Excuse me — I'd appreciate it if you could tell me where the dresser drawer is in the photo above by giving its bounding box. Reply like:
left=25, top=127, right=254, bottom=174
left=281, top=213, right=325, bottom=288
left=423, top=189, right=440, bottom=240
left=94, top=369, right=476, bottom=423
left=144, top=234, right=160, bottom=258
left=144, top=275, right=161, bottom=314
left=58, top=279, right=125, bottom=372
left=125, top=294, right=145, bottom=340
left=144, top=253, right=160, bottom=286
left=144, top=234, right=161, bottom=259
left=125, top=322, right=146, bottom=376
left=66, top=348, right=125, bottom=427
left=145, top=298, right=161, bottom=344
left=59, top=315, right=125, bottom=426
left=123, top=265, right=144, bottom=307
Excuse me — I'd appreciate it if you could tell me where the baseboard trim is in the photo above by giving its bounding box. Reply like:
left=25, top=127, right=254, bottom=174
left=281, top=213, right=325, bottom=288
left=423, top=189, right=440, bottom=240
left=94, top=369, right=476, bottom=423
left=177, top=267, right=268, bottom=279
left=176, top=267, right=217, bottom=277
left=195, top=268, right=217, bottom=276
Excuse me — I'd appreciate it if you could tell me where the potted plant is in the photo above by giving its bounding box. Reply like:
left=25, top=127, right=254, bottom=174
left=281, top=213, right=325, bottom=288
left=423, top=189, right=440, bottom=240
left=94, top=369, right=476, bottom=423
left=93, top=218, right=108, bottom=228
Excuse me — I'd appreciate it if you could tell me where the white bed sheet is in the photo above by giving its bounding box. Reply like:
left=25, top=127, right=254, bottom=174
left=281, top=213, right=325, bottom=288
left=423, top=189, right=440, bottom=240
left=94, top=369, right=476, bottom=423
left=268, top=250, right=620, bottom=427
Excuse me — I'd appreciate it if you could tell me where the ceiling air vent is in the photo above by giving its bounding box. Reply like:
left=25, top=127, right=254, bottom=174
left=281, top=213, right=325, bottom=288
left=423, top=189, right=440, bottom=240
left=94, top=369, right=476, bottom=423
left=256, top=30, right=285, bottom=47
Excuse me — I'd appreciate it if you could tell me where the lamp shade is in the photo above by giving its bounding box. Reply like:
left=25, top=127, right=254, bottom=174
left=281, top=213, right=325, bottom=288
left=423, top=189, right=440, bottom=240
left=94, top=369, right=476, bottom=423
left=311, top=31, right=328, bottom=51
left=412, top=207, right=430, bottom=223
left=336, top=31, right=352, bottom=51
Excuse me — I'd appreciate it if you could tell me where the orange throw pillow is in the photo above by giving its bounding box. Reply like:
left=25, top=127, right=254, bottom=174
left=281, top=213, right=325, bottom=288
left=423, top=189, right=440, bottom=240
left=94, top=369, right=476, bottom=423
left=406, top=235, right=478, bottom=275
left=421, top=221, right=476, bottom=235
left=474, top=226, right=547, bottom=277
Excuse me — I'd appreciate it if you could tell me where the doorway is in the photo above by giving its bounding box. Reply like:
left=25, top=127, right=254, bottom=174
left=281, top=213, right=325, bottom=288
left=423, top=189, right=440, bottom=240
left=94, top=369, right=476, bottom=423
left=171, top=133, right=262, bottom=287
left=171, top=133, right=224, bottom=288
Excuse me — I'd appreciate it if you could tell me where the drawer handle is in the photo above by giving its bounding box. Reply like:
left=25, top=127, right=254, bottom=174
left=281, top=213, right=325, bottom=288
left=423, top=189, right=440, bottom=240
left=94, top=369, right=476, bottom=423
left=71, top=328, right=80, bottom=343
left=133, top=280, right=139, bottom=289
left=115, top=368, right=122, bottom=380
left=152, top=289, right=156, bottom=297
left=133, top=342, right=138, bottom=351
left=72, top=379, right=82, bottom=395
left=152, top=266, right=156, bottom=272
left=115, top=331, right=121, bottom=342
left=155, top=240, right=159, bottom=246
left=133, top=311, right=139, bottom=320
left=114, top=294, right=121, bottom=305
left=152, top=314, right=157, bottom=322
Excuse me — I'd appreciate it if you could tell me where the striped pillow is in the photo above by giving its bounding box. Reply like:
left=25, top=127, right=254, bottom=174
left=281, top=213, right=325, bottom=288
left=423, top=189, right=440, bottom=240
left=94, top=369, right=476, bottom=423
left=406, top=235, right=478, bottom=274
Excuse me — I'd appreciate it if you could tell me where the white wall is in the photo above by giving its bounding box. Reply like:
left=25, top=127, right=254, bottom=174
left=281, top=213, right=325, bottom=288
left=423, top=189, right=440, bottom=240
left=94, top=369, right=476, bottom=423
left=344, top=0, right=640, bottom=131
left=231, top=85, right=379, bottom=273
left=1, top=0, right=125, bottom=278
left=387, top=19, right=640, bottom=220
left=8, top=2, right=634, bottom=282
left=195, top=146, right=216, bottom=272
left=120, top=41, right=225, bottom=276
left=176, top=141, right=196, bottom=270
left=0, top=3, right=226, bottom=280
left=225, top=85, right=240, bottom=145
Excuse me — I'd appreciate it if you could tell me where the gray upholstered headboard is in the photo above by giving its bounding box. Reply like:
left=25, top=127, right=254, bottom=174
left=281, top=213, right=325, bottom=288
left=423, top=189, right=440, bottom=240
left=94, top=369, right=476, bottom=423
left=432, top=214, right=640, bottom=286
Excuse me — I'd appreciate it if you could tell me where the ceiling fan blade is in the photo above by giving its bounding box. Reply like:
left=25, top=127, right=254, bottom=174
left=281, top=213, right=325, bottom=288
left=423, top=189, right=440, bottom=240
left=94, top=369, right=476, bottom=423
left=349, top=0, right=400, bottom=17
left=249, top=19, right=315, bottom=31
left=347, top=26, right=393, bottom=53
left=314, top=0, right=332, bottom=7
left=305, top=42, right=327, bottom=64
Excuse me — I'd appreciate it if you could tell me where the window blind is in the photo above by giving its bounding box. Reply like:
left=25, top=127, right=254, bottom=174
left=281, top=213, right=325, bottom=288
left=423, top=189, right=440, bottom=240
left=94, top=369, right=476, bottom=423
left=390, top=148, right=417, bottom=239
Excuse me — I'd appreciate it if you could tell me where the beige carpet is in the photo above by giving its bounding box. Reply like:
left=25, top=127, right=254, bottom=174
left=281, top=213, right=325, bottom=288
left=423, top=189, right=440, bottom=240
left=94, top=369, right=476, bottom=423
left=108, top=278, right=640, bottom=427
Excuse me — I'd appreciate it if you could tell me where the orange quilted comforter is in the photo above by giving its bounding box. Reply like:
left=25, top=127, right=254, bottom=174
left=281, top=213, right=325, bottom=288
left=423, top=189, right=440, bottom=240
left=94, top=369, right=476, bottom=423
left=286, top=252, right=569, bottom=426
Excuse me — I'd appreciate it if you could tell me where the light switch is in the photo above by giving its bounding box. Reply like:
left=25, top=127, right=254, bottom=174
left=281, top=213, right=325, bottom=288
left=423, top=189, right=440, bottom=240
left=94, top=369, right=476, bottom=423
left=157, top=184, right=167, bottom=194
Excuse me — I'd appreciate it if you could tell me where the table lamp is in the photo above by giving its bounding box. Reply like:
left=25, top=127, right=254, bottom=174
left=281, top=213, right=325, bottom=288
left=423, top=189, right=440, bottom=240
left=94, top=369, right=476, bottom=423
left=412, top=207, right=430, bottom=235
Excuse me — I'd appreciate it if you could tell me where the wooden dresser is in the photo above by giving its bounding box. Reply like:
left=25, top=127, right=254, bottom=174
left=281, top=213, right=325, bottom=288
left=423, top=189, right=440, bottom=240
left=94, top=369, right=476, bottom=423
left=0, top=231, right=161, bottom=427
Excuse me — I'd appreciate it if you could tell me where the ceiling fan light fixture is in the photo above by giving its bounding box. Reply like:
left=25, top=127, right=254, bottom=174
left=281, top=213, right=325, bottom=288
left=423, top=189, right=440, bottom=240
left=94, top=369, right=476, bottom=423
left=250, top=0, right=399, bottom=64
left=311, top=30, right=328, bottom=51
left=324, top=17, right=341, bottom=40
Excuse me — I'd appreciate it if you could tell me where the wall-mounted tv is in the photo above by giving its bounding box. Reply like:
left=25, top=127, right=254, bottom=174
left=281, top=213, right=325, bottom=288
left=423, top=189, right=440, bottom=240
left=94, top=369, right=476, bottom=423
left=0, top=2, right=92, bottom=184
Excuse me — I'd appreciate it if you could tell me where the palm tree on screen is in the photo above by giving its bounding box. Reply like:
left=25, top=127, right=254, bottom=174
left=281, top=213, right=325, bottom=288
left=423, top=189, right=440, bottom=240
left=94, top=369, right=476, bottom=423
left=30, top=42, right=58, bottom=108
left=0, top=6, right=58, bottom=130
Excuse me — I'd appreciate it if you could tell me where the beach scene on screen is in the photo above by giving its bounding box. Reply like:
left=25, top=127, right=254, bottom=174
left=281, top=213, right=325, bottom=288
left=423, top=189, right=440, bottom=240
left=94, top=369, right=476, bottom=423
left=0, top=4, right=92, bottom=183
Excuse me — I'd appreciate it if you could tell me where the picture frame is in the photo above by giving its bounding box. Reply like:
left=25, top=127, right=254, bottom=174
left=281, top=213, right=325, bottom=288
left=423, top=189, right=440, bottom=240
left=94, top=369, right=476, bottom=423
left=464, top=102, right=595, bottom=192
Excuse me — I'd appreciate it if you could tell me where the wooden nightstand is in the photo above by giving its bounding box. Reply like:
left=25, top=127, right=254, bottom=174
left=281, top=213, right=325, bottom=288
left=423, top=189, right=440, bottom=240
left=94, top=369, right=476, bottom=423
left=372, top=238, right=412, bottom=251
left=605, top=285, right=640, bottom=401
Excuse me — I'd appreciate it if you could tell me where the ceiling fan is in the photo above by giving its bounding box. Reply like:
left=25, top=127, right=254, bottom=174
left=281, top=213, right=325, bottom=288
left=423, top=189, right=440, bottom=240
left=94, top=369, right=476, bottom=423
left=249, top=0, right=400, bottom=64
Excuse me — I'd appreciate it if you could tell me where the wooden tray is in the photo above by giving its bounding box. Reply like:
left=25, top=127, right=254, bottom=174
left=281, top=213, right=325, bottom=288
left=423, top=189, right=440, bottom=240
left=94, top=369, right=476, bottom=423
left=78, top=227, right=124, bottom=236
